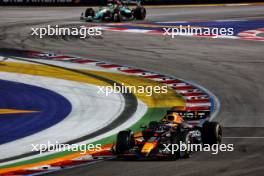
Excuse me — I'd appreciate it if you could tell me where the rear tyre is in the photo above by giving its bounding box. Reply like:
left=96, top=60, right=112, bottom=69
left=115, top=130, right=134, bottom=154
left=113, top=9, right=121, bottom=22
left=171, top=131, right=192, bottom=159
left=133, top=7, right=146, bottom=20
left=202, top=121, right=222, bottom=145
left=148, top=121, right=160, bottom=130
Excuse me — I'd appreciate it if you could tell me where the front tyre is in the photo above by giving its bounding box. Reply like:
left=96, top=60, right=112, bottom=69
left=115, top=130, right=134, bottom=154
left=84, top=8, right=95, bottom=22
left=85, top=8, right=95, bottom=18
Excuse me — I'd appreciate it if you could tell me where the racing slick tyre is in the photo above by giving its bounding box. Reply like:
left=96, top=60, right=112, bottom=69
left=113, top=9, right=121, bottom=22
left=171, top=131, right=192, bottom=159
left=85, top=8, right=95, bottom=18
left=142, top=121, right=161, bottom=140
left=202, top=121, right=222, bottom=145
left=133, top=7, right=146, bottom=20
left=115, top=130, right=134, bottom=154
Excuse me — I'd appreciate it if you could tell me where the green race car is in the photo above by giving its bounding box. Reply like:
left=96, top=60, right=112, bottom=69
left=80, top=0, right=146, bottom=22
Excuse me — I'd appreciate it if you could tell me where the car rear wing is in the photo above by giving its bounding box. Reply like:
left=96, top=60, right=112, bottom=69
left=167, top=110, right=210, bottom=120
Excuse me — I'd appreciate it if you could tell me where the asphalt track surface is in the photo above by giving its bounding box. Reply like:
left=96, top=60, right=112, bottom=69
left=0, top=5, right=264, bottom=176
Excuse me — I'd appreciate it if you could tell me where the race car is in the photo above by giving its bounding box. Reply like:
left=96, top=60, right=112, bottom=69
left=80, top=0, right=146, bottom=22
left=113, top=107, right=222, bottom=159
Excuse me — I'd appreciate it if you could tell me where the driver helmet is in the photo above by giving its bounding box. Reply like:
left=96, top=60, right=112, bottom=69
left=162, top=112, right=183, bottom=127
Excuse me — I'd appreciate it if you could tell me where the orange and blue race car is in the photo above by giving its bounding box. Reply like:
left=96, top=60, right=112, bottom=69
left=113, top=107, right=222, bottom=159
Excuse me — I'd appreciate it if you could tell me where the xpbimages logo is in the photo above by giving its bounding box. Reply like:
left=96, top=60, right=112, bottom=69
left=31, top=141, right=102, bottom=155
left=31, top=25, right=102, bottom=38
left=163, top=25, right=234, bottom=38
left=97, top=83, right=168, bottom=96
left=163, top=142, right=234, bottom=155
